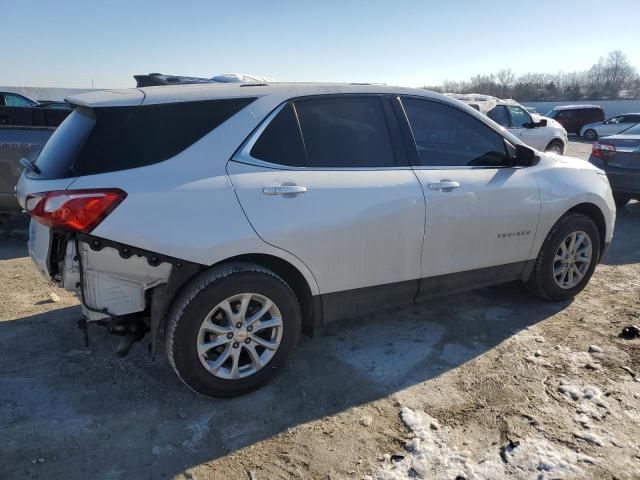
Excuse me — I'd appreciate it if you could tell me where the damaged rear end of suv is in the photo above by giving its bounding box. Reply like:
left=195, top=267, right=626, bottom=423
left=16, top=86, right=267, bottom=365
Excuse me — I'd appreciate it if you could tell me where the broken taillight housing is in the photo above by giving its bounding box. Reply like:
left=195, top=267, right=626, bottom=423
left=25, top=189, right=127, bottom=233
left=592, top=142, right=616, bottom=159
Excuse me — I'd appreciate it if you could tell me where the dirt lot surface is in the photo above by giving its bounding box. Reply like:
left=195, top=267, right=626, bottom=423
left=1, top=142, right=639, bottom=479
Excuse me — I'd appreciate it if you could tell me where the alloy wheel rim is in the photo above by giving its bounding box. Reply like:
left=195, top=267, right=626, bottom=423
left=553, top=231, right=593, bottom=289
left=196, top=293, right=283, bottom=379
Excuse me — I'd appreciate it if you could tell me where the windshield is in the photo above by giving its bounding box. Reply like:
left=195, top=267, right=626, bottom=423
left=620, top=123, right=640, bottom=135
left=545, top=110, right=557, bottom=117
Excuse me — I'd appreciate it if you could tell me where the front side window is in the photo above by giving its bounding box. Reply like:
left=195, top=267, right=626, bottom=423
left=488, top=106, right=510, bottom=128
left=294, top=96, right=395, bottom=168
left=508, top=105, right=532, bottom=128
left=401, top=97, right=509, bottom=167
left=555, top=110, right=573, bottom=119
left=5, top=94, right=34, bottom=107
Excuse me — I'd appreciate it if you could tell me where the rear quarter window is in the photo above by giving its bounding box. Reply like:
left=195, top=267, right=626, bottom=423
left=33, top=97, right=255, bottom=179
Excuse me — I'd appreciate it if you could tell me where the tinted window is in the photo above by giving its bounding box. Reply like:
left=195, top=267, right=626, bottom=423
left=294, top=97, right=395, bottom=168
left=250, top=103, right=305, bottom=166
left=5, top=94, right=34, bottom=107
left=508, top=106, right=532, bottom=128
left=555, top=110, right=573, bottom=119
left=33, top=98, right=255, bottom=179
left=401, top=97, right=508, bottom=167
left=488, top=106, right=510, bottom=127
left=621, top=123, right=640, bottom=135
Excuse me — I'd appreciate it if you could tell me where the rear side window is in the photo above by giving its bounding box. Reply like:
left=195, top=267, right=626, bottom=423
left=488, top=106, right=510, bottom=127
left=401, top=97, right=508, bottom=167
left=250, top=103, right=305, bottom=167
left=32, top=98, right=255, bottom=179
left=294, top=97, right=395, bottom=168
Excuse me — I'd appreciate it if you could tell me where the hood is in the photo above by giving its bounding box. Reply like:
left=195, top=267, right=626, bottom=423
left=540, top=116, right=564, bottom=130
left=582, top=121, right=603, bottom=129
left=549, top=153, right=602, bottom=172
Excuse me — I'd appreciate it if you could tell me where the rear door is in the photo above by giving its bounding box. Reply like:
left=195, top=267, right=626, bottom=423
left=228, top=95, right=425, bottom=310
left=396, top=96, right=540, bottom=292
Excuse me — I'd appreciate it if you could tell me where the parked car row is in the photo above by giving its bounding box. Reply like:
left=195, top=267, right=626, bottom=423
left=588, top=122, right=640, bottom=207
left=447, top=94, right=568, bottom=154
left=0, top=93, right=73, bottom=211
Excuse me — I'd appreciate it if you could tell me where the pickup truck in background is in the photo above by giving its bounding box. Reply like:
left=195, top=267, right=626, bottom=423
left=0, top=93, right=73, bottom=211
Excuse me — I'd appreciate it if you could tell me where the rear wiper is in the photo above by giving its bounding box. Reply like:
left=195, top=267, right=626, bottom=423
left=20, top=157, right=41, bottom=175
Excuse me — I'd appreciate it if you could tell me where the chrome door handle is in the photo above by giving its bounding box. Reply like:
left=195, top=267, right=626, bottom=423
left=263, top=185, right=307, bottom=195
left=427, top=180, right=460, bottom=191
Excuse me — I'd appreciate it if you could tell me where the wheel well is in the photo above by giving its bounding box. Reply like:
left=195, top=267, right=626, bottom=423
left=567, top=203, right=606, bottom=257
left=215, top=254, right=317, bottom=337
left=546, top=138, right=564, bottom=148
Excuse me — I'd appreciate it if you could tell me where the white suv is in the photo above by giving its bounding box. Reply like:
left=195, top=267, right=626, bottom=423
left=447, top=94, right=568, bottom=154
left=17, top=84, right=615, bottom=397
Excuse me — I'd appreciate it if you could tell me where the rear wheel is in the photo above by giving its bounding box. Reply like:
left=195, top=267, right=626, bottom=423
left=527, top=213, right=600, bottom=301
left=584, top=129, right=598, bottom=141
left=166, top=263, right=301, bottom=397
left=545, top=140, right=564, bottom=155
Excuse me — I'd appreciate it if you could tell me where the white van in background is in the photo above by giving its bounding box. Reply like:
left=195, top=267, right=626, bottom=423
left=447, top=94, right=568, bottom=155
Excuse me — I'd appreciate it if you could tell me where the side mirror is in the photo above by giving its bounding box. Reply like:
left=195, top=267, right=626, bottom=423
left=523, top=119, right=547, bottom=129
left=514, top=144, right=539, bottom=167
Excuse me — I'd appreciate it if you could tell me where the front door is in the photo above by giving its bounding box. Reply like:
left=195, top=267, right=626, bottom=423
left=507, top=105, right=549, bottom=150
left=397, top=96, right=540, bottom=291
left=227, top=96, right=425, bottom=311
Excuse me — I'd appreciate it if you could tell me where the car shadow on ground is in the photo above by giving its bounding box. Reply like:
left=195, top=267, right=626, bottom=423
left=602, top=200, right=640, bottom=266
left=1, top=281, right=569, bottom=478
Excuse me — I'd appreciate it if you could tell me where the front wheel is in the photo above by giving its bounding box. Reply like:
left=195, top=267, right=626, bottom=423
left=584, top=129, right=598, bottom=141
left=166, top=263, right=301, bottom=397
left=526, top=213, right=600, bottom=301
left=545, top=140, right=564, bottom=155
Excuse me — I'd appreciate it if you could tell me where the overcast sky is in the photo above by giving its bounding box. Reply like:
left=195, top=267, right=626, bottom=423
left=3, top=0, right=640, bottom=89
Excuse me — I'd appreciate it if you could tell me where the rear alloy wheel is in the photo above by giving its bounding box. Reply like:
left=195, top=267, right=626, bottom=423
left=167, top=263, right=301, bottom=397
left=545, top=140, right=564, bottom=155
left=584, top=129, right=598, bottom=141
left=527, top=213, right=600, bottom=301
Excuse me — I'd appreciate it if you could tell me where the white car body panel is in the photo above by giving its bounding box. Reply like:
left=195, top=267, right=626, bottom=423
left=227, top=161, right=425, bottom=294
left=412, top=166, right=540, bottom=277
left=529, top=154, right=615, bottom=257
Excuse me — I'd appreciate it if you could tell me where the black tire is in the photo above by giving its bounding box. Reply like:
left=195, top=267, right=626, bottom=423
left=545, top=139, right=564, bottom=155
left=613, top=194, right=631, bottom=208
left=526, top=213, right=600, bottom=301
left=584, top=129, right=598, bottom=141
left=166, top=262, right=301, bottom=398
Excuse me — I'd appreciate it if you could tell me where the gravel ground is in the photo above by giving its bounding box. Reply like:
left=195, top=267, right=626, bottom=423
left=1, top=141, right=639, bottom=480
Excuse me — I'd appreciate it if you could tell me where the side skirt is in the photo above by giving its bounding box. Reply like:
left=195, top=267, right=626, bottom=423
left=318, top=260, right=533, bottom=326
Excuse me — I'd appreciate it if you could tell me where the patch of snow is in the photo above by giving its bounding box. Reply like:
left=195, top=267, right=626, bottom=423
left=371, top=407, right=591, bottom=480
left=559, top=384, right=608, bottom=408
left=210, top=73, right=275, bottom=83
left=574, top=431, right=604, bottom=446
left=151, top=444, right=174, bottom=456
left=181, top=414, right=212, bottom=452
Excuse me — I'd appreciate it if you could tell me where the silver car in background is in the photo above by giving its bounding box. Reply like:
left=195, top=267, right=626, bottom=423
left=581, top=113, right=640, bottom=141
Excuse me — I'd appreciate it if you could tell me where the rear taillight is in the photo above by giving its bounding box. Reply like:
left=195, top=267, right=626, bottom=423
left=592, top=142, right=616, bottom=159
left=25, top=189, right=126, bottom=233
